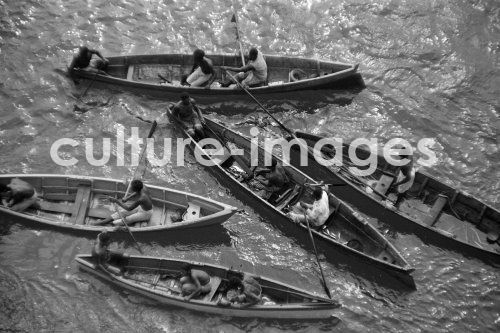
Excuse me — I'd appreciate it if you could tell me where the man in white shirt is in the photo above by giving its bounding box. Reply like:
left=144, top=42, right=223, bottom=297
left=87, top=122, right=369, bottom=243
left=286, top=186, right=330, bottom=227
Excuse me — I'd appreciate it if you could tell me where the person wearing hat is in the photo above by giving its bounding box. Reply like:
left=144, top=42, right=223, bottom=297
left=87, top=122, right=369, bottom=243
left=220, top=47, right=267, bottom=88
left=68, top=45, right=109, bottom=74
left=171, top=92, right=205, bottom=139
left=182, top=49, right=214, bottom=87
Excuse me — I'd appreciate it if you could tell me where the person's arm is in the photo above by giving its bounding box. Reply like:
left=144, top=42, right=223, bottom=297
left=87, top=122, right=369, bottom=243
left=191, top=101, right=205, bottom=123
left=300, top=201, right=313, bottom=210
left=185, top=274, right=202, bottom=301
left=110, top=197, right=140, bottom=211
left=222, top=64, right=254, bottom=73
left=391, top=168, right=411, bottom=189
left=67, top=55, right=77, bottom=73
left=91, top=50, right=108, bottom=64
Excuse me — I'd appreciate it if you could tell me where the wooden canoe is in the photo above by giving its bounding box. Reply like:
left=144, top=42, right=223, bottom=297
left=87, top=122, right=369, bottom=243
left=0, top=174, right=237, bottom=235
left=167, top=108, right=415, bottom=286
left=70, top=53, right=364, bottom=100
left=288, top=132, right=500, bottom=265
left=76, top=254, right=341, bottom=319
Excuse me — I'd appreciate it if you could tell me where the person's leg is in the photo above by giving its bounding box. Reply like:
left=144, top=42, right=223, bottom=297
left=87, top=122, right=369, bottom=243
left=9, top=196, right=38, bottom=212
left=93, top=208, right=132, bottom=226
left=189, top=73, right=211, bottom=87
left=186, top=67, right=204, bottom=86
left=112, top=209, right=151, bottom=226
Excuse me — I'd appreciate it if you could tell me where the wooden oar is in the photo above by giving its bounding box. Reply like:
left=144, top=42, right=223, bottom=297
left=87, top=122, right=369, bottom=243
left=231, top=13, right=245, bottom=66
left=224, top=70, right=398, bottom=204
left=123, top=120, right=158, bottom=199
left=303, top=212, right=332, bottom=299
left=79, top=72, right=99, bottom=99
left=111, top=202, right=143, bottom=254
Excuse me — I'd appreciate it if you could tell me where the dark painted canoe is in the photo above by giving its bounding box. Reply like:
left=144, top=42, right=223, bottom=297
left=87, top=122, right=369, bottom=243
left=76, top=254, right=341, bottom=319
left=70, top=53, right=364, bottom=100
left=288, top=132, right=500, bottom=265
left=0, top=174, right=237, bottom=236
left=167, top=108, right=415, bottom=287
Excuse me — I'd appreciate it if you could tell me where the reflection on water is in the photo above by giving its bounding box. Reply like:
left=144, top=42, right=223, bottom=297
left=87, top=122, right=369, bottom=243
left=0, top=0, right=499, bottom=332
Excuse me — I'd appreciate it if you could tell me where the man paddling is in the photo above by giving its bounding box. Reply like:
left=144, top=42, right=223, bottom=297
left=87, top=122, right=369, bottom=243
left=0, top=178, right=39, bottom=212
left=286, top=186, right=329, bottom=228
left=220, top=47, right=267, bottom=88
left=92, top=230, right=128, bottom=275
left=68, top=45, right=109, bottom=74
left=92, top=180, right=153, bottom=227
left=388, top=149, right=416, bottom=208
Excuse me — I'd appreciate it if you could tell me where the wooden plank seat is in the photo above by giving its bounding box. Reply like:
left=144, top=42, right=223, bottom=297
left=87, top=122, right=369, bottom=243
left=39, top=201, right=111, bottom=219
left=183, top=202, right=201, bottom=221
left=71, top=185, right=92, bottom=224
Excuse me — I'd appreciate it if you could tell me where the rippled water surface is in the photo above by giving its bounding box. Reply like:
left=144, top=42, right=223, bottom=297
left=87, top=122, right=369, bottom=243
left=0, top=0, right=499, bottom=332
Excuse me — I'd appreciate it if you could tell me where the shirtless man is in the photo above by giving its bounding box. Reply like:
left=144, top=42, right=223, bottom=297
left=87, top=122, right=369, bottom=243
left=221, top=47, right=267, bottom=88
left=68, top=45, right=109, bottom=74
left=92, top=180, right=153, bottom=226
left=180, top=264, right=212, bottom=301
left=171, top=92, right=205, bottom=139
left=92, top=231, right=128, bottom=275
left=0, top=178, right=39, bottom=212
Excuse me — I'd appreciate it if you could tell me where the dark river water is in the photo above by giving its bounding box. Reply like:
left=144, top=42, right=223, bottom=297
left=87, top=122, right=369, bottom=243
left=0, top=0, right=499, bottom=332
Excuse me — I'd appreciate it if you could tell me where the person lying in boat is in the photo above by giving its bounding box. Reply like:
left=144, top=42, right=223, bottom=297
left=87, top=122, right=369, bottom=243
left=92, top=180, right=153, bottom=227
left=68, top=45, right=109, bottom=75
left=286, top=186, right=330, bottom=228
left=220, top=47, right=268, bottom=88
left=218, top=274, right=262, bottom=307
left=0, top=178, right=39, bottom=212
left=387, top=150, right=416, bottom=209
left=171, top=92, right=205, bottom=139
left=250, top=159, right=289, bottom=200
left=180, top=264, right=212, bottom=301
left=181, top=49, right=215, bottom=88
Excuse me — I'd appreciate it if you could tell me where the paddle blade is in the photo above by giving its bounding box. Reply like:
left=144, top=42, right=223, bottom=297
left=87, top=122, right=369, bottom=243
left=231, top=13, right=236, bottom=22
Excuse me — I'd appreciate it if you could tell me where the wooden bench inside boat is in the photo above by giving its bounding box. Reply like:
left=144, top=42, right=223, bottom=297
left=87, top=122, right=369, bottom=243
left=38, top=200, right=111, bottom=220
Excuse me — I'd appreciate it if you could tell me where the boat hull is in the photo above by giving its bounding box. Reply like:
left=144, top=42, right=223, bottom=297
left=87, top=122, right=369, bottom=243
left=288, top=133, right=500, bottom=265
left=76, top=254, right=341, bottom=320
left=0, top=174, right=236, bottom=236
left=71, top=53, right=365, bottom=101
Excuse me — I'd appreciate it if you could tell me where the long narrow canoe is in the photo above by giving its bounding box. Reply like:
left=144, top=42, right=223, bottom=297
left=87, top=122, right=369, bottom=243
left=0, top=174, right=237, bottom=235
left=288, top=132, right=500, bottom=265
left=76, top=254, right=341, bottom=319
left=167, top=108, right=415, bottom=286
left=70, top=53, right=364, bottom=100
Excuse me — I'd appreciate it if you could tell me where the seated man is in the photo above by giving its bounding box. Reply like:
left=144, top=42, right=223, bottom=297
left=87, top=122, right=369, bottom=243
left=250, top=159, right=289, bottom=200
left=171, top=92, right=205, bottom=139
left=220, top=47, right=267, bottom=88
left=286, top=186, right=330, bottom=228
left=92, top=180, right=153, bottom=226
left=218, top=274, right=262, bottom=307
left=180, top=264, right=212, bottom=301
left=182, top=49, right=215, bottom=87
left=68, top=45, right=109, bottom=74
left=0, top=178, right=39, bottom=212
left=387, top=151, right=415, bottom=208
